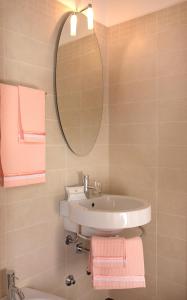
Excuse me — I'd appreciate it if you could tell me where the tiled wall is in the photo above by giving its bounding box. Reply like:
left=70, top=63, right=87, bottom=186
left=1, top=1, right=187, bottom=300
left=0, top=1, right=109, bottom=300
left=109, top=2, right=187, bottom=300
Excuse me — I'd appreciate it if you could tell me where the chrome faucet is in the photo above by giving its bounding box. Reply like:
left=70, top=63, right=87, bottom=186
left=83, top=175, right=101, bottom=194
left=6, top=270, right=25, bottom=300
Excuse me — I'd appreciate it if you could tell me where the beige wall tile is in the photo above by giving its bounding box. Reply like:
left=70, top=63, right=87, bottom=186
left=110, top=54, right=156, bottom=84
left=46, top=94, right=58, bottom=121
left=46, top=146, right=66, bottom=170
left=158, top=235, right=187, bottom=261
left=45, top=170, right=67, bottom=196
left=157, top=49, right=187, bottom=77
left=109, top=79, right=156, bottom=104
left=110, top=101, right=158, bottom=124
left=109, top=34, right=157, bottom=61
left=159, top=123, right=187, bottom=146
left=110, top=144, right=157, bottom=168
left=158, top=190, right=187, bottom=216
left=21, top=266, right=67, bottom=295
left=110, top=165, right=156, bottom=193
left=157, top=278, right=187, bottom=300
left=4, top=30, right=54, bottom=69
left=159, top=145, right=187, bottom=168
left=158, top=255, right=187, bottom=286
left=0, top=269, right=6, bottom=298
left=6, top=195, right=61, bottom=232
left=96, top=124, right=109, bottom=145
left=143, top=234, right=156, bottom=257
left=0, top=235, right=7, bottom=267
left=0, top=29, right=4, bottom=57
left=110, top=124, right=157, bottom=145
left=0, top=58, right=5, bottom=81
left=5, top=183, right=46, bottom=204
left=157, top=24, right=187, bottom=51
left=0, top=190, right=6, bottom=205
left=0, top=205, right=6, bottom=238
left=7, top=242, right=65, bottom=282
left=158, top=167, right=187, bottom=193
left=1, top=1, right=32, bottom=35
left=157, top=74, right=187, bottom=101
left=157, top=212, right=187, bottom=240
left=4, top=59, right=54, bottom=94
left=110, top=275, right=156, bottom=300
left=159, top=99, right=187, bottom=122
left=6, top=221, right=60, bottom=259
left=46, top=120, right=65, bottom=146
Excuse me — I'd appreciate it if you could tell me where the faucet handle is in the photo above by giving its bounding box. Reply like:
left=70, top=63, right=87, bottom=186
left=6, top=270, right=19, bottom=287
left=94, top=180, right=102, bottom=194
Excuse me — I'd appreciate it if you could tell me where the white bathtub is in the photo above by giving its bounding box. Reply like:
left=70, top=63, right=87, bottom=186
left=1, top=288, right=65, bottom=300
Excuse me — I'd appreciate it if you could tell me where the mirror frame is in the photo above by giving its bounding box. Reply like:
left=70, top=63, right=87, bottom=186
left=54, top=12, right=104, bottom=156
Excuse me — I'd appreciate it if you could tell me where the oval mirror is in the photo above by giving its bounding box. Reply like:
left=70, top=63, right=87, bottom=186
left=55, top=13, right=103, bottom=156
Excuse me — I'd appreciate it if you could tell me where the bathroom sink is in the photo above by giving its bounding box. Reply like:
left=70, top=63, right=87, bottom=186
left=69, top=194, right=151, bottom=231
left=60, top=187, right=151, bottom=236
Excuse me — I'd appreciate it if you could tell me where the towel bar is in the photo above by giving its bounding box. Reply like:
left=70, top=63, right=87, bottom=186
left=65, top=226, right=145, bottom=254
left=76, top=225, right=145, bottom=241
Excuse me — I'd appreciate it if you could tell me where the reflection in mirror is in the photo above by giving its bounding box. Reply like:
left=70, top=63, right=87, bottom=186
left=56, top=13, right=103, bottom=156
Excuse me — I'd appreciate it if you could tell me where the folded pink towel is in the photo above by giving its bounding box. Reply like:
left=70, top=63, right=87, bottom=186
left=18, top=85, right=46, bottom=143
left=89, top=236, right=145, bottom=290
left=0, top=83, right=46, bottom=187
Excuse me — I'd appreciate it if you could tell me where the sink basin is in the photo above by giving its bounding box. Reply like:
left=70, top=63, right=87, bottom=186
left=1, top=288, right=65, bottom=300
left=60, top=187, right=151, bottom=236
left=69, top=194, right=151, bottom=231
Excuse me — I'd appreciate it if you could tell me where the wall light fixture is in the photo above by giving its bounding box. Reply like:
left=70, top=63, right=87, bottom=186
left=70, top=3, right=94, bottom=36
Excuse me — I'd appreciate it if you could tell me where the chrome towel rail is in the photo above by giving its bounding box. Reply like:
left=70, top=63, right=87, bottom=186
left=76, top=225, right=145, bottom=241
left=65, top=226, right=145, bottom=254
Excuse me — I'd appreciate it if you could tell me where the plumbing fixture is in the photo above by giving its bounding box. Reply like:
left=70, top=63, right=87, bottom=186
left=76, top=243, right=89, bottom=254
left=65, top=275, right=76, bottom=286
left=86, top=268, right=91, bottom=275
left=6, top=270, right=25, bottom=300
left=65, top=226, right=145, bottom=253
left=65, top=234, right=78, bottom=245
left=83, top=175, right=101, bottom=194
left=65, top=234, right=89, bottom=254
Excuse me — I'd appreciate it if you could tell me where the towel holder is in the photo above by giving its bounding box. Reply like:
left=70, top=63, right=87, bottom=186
left=76, top=225, right=145, bottom=241
left=65, top=225, right=145, bottom=254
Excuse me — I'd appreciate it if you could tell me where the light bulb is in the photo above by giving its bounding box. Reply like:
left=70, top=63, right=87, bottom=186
left=87, top=4, right=94, bottom=30
left=70, top=13, right=77, bottom=36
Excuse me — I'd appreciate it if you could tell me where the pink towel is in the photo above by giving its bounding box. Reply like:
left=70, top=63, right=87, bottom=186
left=18, top=85, right=46, bottom=143
left=89, top=236, right=145, bottom=290
left=0, top=84, right=46, bottom=187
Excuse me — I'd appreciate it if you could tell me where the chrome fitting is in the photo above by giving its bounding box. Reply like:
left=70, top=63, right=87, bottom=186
left=65, top=275, right=76, bottom=286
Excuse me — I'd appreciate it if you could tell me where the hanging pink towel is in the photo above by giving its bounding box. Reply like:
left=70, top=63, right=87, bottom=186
left=0, top=83, right=46, bottom=187
left=89, top=236, right=146, bottom=290
left=18, top=85, right=46, bottom=143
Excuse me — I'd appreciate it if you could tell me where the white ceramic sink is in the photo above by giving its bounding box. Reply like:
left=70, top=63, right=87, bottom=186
left=1, top=288, right=65, bottom=300
left=70, top=194, right=151, bottom=231
left=60, top=187, right=151, bottom=236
